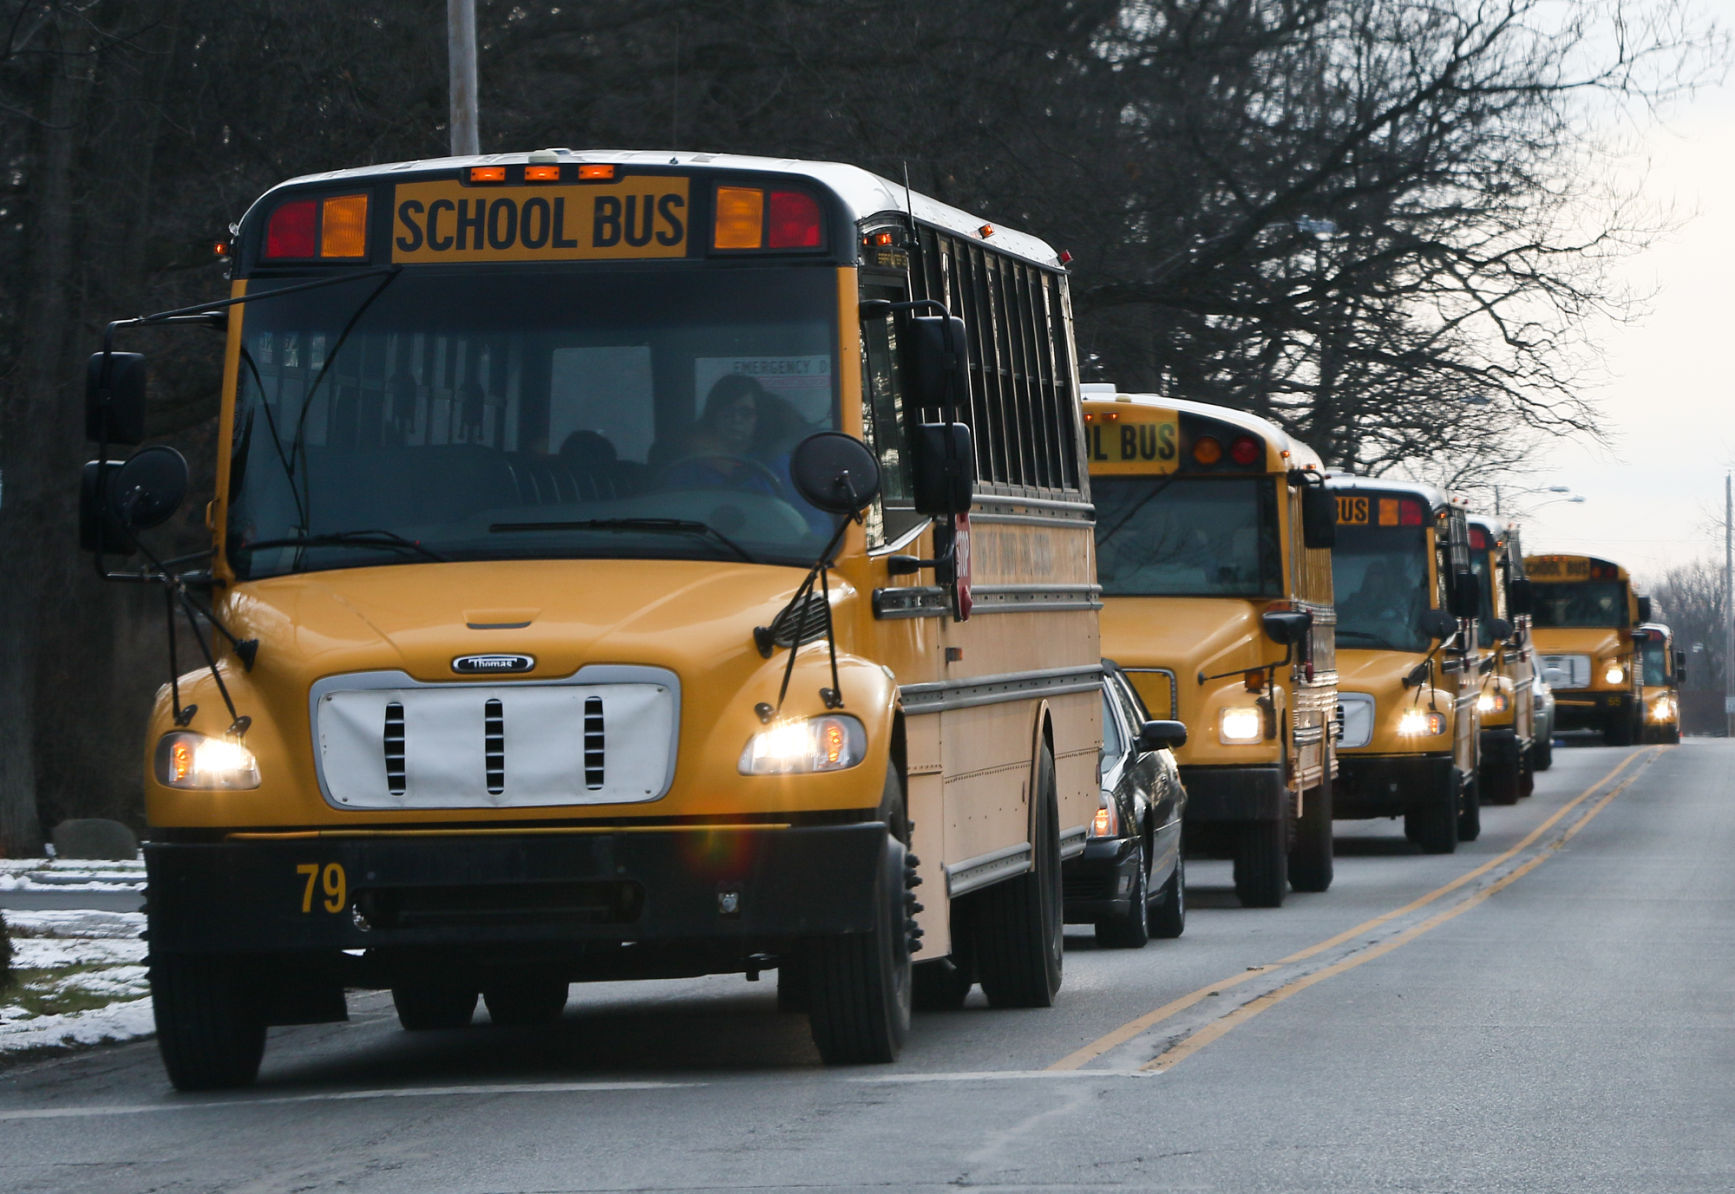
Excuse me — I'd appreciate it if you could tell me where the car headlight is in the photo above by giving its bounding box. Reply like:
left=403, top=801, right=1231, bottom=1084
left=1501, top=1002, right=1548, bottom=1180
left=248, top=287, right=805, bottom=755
left=1604, top=663, right=1625, bottom=685
left=154, top=732, right=261, bottom=789
left=1397, top=709, right=1447, bottom=737
left=1218, top=706, right=1264, bottom=744
left=1476, top=690, right=1509, bottom=715
left=739, top=715, right=866, bottom=774
left=1090, top=792, right=1120, bottom=838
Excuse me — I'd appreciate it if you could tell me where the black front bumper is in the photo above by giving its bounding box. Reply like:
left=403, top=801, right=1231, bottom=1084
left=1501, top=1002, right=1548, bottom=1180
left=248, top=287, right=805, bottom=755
left=1178, top=765, right=1286, bottom=825
left=144, top=824, right=888, bottom=959
left=1062, top=836, right=1138, bottom=922
left=1334, top=754, right=1455, bottom=819
left=1552, top=691, right=1633, bottom=732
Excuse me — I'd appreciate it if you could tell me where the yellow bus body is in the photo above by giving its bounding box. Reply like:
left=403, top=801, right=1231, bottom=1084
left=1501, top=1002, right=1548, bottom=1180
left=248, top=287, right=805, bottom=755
left=1085, top=390, right=1336, bottom=906
left=1328, top=479, right=1480, bottom=852
left=1634, top=622, right=1681, bottom=744
left=1524, top=554, right=1645, bottom=744
left=1467, top=515, right=1535, bottom=803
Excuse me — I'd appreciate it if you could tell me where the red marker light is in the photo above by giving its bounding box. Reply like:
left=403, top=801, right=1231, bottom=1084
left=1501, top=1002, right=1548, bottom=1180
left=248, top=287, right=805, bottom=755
left=265, top=199, right=318, bottom=258
left=1229, top=435, right=1260, bottom=466
left=1399, top=499, right=1424, bottom=526
left=768, top=190, right=821, bottom=248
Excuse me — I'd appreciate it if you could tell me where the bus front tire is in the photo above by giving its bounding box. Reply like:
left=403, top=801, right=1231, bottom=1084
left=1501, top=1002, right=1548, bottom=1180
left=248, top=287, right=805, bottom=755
left=483, top=975, right=569, bottom=1026
left=1233, top=815, right=1289, bottom=908
left=975, top=744, right=1064, bottom=1007
left=1289, top=781, right=1334, bottom=894
left=1457, top=772, right=1482, bottom=842
left=805, top=768, right=913, bottom=1064
left=1406, top=770, right=1460, bottom=854
left=151, top=955, right=267, bottom=1092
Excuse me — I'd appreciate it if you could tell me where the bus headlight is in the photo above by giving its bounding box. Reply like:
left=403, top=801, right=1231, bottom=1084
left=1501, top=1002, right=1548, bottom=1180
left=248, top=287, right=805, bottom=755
left=1649, top=696, right=1675, bottom=723
left=1476, top=691, right=1508, bottom=715
left=154, top=732, right=261, bottom=789
left=1398, top=709, right=1446, bottom=737
left=1218, top=706, right=1264, bottom=744
left=739, top=715, right=866, bottom=774
left=1604, top=663, right=1625, bottom=685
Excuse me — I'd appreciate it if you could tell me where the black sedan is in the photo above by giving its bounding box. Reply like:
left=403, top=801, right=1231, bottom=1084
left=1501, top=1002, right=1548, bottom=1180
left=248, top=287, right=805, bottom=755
left=1063, top=662, right=1189, bottom=948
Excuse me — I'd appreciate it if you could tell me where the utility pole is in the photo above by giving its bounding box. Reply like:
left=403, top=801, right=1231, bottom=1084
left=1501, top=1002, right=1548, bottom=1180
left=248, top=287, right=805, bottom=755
left=448, top=0, right=479, bottom=156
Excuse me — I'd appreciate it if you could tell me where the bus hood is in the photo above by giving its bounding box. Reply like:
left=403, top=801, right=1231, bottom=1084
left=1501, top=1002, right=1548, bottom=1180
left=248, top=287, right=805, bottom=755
left=1101, top=597, right=1270, bottom=684
left=1336, top=647, right=1430, bottom=692
left=222, top=558, right=821, bottom=683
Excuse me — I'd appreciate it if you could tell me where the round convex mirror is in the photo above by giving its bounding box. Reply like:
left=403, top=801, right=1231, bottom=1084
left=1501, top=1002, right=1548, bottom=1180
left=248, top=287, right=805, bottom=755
left=109, top=445, right=190, bottom=530
left=789, top=432, right=882, bottom=514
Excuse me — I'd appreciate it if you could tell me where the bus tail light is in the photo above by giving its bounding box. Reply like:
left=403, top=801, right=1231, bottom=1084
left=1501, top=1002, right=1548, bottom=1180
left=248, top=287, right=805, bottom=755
left=1229, top=435, right=1260, bottom=466
left=769, top=190, right=821, bottom=248
left=264, top=193, right=369, bottom=260
left=265, top=199, right=318, bottom=258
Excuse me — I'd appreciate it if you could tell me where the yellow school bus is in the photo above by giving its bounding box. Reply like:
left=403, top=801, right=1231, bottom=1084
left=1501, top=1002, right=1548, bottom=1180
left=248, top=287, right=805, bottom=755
left=1466, top=515, right=1535, bottom=804
left=1327, top=479, right=1482, bottom=851
left=1525, top=555, right=1649, bottom=744
left=78, top=151, right=1100, bottom=1088
left=1083, top=389, right=1338, bottom=906
left=1634, top=623, right=1683, bottom=744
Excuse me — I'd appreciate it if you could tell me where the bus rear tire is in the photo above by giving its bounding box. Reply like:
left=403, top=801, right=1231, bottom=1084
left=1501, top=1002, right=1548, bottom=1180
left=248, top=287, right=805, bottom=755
left=1288, top=780, right=1334, bottom=894
left=483, top=975, right=569, bottom=1026
left=392, top=982, right=478, bottom=1031
left=151, top=955, right=266, bottom=1092
left=1233, top=815, right=1289, bottom=907
left=975, top=744, right=1064, bottom=1008
left=806, top=769, right=912, bottom=1064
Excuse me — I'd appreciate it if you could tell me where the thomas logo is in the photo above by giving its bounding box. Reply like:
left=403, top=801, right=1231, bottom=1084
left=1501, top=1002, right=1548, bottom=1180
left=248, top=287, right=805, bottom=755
left=451, top=654, right=535, bottom=675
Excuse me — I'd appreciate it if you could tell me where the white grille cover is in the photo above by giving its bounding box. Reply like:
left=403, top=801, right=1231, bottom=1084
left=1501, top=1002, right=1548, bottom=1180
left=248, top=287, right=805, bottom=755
left=1540, top=654, right=1591, bottom=690
left=1337, top=692, right=1376, bottom=750
left=314, top=670, right=677, bottom=810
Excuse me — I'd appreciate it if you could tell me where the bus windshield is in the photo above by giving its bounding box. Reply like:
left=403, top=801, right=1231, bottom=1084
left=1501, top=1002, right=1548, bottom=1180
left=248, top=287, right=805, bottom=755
left=1639, top=640, right=1669, bottom=686
left=1532, top=582, right=1626, bottom=629
left=225, top=266, right=840, bottom=578
left=1093, top=477, right=1281, bottom=597
left=1469, top=548, right=1499, bottom=641
left=1332, top=525, right=1433, bottom=651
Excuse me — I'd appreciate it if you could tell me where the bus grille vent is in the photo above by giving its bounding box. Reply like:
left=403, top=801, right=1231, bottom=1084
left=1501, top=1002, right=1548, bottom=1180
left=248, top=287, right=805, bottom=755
left=383, top=701, right=407, bottom=795
left=584, top=696, right=605, bottom=790
left=771, top=593, right=831, bottom=649
left=484, top=698, right=506, bottom=794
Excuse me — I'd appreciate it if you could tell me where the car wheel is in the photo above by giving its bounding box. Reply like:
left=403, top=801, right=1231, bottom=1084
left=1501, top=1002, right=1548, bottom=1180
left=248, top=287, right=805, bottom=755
left=1149, top=838, right=1186, bottom=940
left=1094, top=834, right=1150, bottom=949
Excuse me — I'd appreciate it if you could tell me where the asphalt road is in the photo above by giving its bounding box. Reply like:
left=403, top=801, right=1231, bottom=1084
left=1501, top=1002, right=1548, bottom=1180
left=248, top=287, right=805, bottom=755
left=3, top=738, right=1731, bottom=1193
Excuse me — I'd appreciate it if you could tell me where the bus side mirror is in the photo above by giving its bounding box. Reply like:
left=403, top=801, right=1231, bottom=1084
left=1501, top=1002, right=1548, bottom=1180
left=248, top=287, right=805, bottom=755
left=86, top=352, right=148, bottom=446
left=1300, top=488, right=1336, bottom=549
left=1675, top=650, right=1686, bottom=682
left=1421, top=608, right=1459, bottom=642
left=1486, top=617, right=1513, bottom=643
left=1449, top=571, right=1480, bottom=619
left=1508, top=578, right=1534, bottom=616
left=789, top=432, right=881, bottom=514
left=905, top=314, right=971, bottom=415
left=1261, top=608, right=1312, bottom=646
left=1636, top=595, right=1653, bottom=622
left=79, top=445, right=190, bottom=553
left=1136, top=720, right=1188, bottom=751
left=911, top=422, right=975, bottom=516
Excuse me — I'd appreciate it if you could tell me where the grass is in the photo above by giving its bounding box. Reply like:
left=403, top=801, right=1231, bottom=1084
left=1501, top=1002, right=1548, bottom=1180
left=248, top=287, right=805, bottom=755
left=5, top=963, right=149, bottom=1018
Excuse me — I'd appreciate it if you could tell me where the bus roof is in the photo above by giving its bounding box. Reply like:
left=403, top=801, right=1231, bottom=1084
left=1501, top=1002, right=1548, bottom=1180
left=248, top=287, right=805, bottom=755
left=1636, top=622, right=1673, bottom=641
left=246, top=148, right=1065, bottom=270
left=1077, top=388, right=1326, bottom=472
left=1324, top=474, right=1450, bottom=514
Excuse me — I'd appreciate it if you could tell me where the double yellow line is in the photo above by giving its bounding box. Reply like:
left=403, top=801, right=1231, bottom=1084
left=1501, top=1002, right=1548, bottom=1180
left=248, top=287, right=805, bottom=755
left=1048, top=748, right=1659, bottom=1074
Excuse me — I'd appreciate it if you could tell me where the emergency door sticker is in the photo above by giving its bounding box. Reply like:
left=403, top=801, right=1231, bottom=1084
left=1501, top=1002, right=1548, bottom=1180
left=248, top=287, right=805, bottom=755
left=1086, top=408, right=1180, bottom=473
left=392, top=177, right=691, bottom=263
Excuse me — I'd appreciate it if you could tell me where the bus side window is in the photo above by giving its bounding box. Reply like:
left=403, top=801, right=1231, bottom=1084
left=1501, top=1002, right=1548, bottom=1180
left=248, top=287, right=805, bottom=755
left=860, top=294, right=920, bottom=546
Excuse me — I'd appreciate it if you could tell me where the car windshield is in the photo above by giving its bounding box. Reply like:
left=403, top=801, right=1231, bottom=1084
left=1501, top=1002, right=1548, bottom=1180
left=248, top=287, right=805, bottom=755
left=1332, top=525, right=1433, bottom=652
left=225, top=266, right=840, bottom=578
left=1094, top=476, right=1281, bottom=597
left=1532, top=581, right=1626, bottom=629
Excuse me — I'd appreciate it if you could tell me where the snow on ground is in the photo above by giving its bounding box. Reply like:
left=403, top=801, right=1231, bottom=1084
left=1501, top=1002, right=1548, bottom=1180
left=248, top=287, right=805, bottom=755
left=3, top=866, right=154, bottom=1056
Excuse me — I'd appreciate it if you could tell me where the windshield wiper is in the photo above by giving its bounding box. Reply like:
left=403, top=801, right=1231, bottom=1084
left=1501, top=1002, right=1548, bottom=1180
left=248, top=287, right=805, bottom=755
left=237, top=530, right=448, bottom=564
left=488, top=517, right=757, bottom=563
left=1335, top=628, right=1389, bottom=643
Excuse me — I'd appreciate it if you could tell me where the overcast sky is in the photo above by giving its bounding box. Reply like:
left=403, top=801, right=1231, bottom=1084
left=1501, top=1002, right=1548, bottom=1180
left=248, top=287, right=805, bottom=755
left=1516, top=59, right=1734, bottom=589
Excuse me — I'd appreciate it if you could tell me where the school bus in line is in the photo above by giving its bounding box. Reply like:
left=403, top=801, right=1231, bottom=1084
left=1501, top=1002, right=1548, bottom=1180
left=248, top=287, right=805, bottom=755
left=78, top=150, right=1101, bottom=1088
left=1525, top=555, right=1650, bottom=745
left=1326, top=478, right=1482, bottom=852
left=1083, top=388, right=1338, bottom=907
left=1634, top=623, right=1684, bottom=743
left=1466, top=514, right=1536, bottom=805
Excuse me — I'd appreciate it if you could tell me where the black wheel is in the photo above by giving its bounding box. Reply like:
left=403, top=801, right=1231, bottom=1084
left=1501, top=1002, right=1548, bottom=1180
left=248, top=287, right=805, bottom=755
left=975, top=743, right=1064, bottom=1007
left=1518, top=746, right=1535, bottom=798
left=806, top=767, right=913, bottom=1063
left=1093, top=834, right=1150, bottom=949
left=776, top=960, right=809, bottom=1013
left=1665, top=724, right=1681, bottom=744
left=1233, top=814, right=1289, bottom=908
left=1289, top=780, right=1334, bottom=894
left=392, top=982, right=478, bottom=1031
left=1483, top=754, right=1521, bottom=806
left=1149, top=837, right=1186, bottom=940
left=1458, top=772, right=1482, bottom=843
left=1534, top=731, right=1554, bottom=772
left=151, top=955, right=266, bottom=1091
left=483, top=975, right=569, bottom=1026
left=1406, top=768, right=1460, bottom=854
